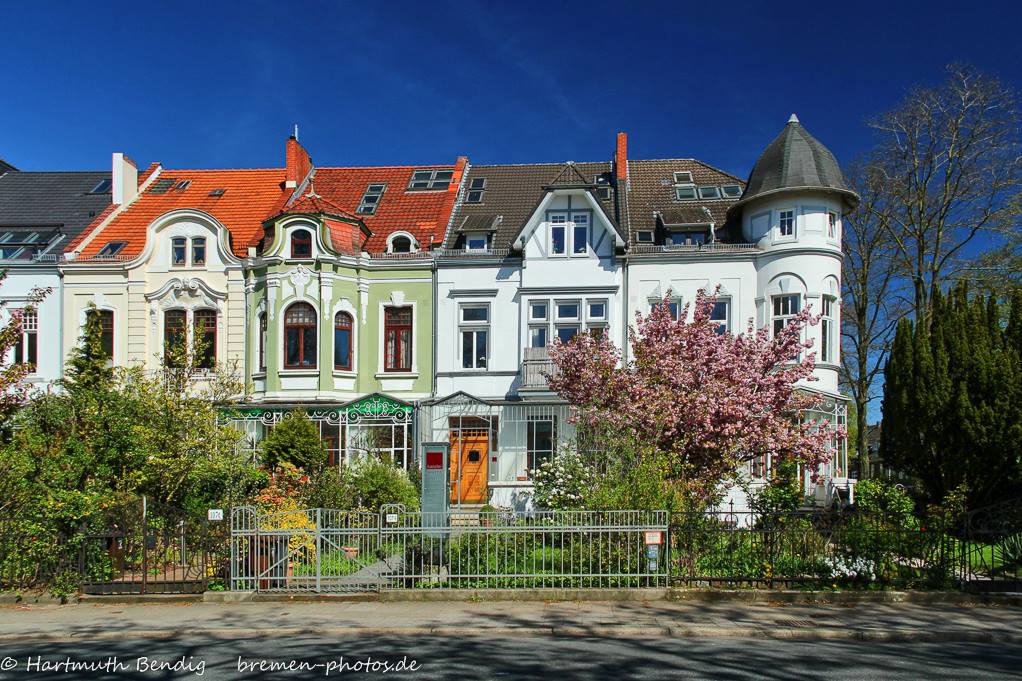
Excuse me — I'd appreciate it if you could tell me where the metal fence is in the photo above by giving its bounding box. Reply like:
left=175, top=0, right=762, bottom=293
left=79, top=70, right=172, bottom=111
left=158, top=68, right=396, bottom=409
left=230, top=506, right=669, bottom=592
left=670, top=507, right=956, bottom=584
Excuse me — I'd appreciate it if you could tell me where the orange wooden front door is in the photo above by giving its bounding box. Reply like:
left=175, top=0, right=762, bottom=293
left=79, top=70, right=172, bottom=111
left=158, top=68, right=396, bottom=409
left=450, top=429, right=488, bottom=504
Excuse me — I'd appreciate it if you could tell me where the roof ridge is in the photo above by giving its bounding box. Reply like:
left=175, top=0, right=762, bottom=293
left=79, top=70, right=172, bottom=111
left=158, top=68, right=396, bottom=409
left=315, top=164, right=454, bottom=170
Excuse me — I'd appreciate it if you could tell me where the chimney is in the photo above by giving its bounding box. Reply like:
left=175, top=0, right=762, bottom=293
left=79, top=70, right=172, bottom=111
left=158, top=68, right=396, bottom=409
left=112, top=152, right=138, bottom=205
left=285, top=135, right=313, bottom=189
left=614, top=132, right=628, bottom=184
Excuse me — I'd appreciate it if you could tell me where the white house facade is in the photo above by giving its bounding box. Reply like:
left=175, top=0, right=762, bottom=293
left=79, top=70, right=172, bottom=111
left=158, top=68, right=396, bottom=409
left=0, top=163, right=113, bottom=391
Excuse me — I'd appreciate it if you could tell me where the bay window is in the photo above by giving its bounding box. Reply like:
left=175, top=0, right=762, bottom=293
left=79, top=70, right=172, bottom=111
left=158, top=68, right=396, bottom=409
left=821, top=296, right=836, bottom=363
left=772, top=294, right=800, bottom=336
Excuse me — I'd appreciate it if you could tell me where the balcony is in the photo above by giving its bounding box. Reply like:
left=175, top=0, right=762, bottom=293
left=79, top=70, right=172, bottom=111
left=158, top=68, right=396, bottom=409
left=519, top=346, right=558, bottom=392
left=630, top=242, right=760, bottom=254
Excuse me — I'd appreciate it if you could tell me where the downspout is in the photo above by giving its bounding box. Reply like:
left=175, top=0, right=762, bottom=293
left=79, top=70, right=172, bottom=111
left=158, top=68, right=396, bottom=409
left=57, top=263, right=65, bottom=386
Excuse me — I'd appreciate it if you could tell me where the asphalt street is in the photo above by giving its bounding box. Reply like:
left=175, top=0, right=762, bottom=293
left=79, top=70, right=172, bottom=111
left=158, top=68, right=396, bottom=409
left=1, top=634, right=1021, bottom=680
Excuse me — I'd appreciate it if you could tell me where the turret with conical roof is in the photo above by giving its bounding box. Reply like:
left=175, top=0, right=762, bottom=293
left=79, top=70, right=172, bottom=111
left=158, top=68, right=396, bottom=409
left=731, top=114, right=858, bottom=216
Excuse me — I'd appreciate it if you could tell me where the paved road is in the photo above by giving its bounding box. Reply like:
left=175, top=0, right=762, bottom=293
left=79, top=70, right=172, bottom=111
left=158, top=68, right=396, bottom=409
left=1, top=634, right=1021, bottom=680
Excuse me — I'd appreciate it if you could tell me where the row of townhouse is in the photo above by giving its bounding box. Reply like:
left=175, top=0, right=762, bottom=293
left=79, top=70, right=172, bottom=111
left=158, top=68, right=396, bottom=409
left=0, top=115, right=855, bottom=510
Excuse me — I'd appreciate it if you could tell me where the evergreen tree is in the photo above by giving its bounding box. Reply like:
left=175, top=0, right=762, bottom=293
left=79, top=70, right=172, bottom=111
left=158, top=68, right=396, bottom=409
left=881, top=283, right=1022, bottom=508
left=258, top=410, right=327, bottom=472
left=62, top=303, right=114, bottom=394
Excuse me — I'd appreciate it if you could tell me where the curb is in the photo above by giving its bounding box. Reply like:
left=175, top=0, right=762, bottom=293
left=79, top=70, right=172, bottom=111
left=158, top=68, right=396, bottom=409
left=0, top=625, right=1019, bottom=645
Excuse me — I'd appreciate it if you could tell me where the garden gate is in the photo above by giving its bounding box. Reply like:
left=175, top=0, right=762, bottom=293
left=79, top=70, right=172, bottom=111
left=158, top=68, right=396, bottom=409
left=79, top=497, right=226, bottom=594
left=956, top=498, right=1022, bottom=592
left=230, top=506, right=669, bottom=592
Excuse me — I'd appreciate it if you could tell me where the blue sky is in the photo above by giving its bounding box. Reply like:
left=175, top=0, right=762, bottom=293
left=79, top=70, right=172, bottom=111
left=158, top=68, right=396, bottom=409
left=3, top=1, right=1021, bottom=177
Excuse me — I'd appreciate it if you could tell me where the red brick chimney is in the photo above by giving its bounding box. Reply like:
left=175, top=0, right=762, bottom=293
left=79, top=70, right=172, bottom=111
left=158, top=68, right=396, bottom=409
left=285, top=135, right=313, bottom=189
left=615, top=132, right=628, bottom=183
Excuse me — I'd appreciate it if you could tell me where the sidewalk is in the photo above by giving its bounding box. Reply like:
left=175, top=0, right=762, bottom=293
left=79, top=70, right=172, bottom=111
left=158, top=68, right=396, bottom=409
left=1, top=599, right=1020, bottom=643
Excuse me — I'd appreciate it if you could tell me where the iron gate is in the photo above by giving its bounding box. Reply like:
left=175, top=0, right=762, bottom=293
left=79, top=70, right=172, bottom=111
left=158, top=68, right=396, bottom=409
left=230, top=506, right=669, bottom=592
left=79, top=498, right=226, bottom=594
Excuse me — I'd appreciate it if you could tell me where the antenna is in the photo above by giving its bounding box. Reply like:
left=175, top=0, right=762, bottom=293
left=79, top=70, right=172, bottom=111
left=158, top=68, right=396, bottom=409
left=293, top=123, right=299, bottom=141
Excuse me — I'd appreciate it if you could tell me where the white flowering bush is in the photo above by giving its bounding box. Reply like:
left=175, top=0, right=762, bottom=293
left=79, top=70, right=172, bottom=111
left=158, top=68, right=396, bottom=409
left=530, top=448, right=594, bottom=511
left=822, top=554, right=878, bottom=583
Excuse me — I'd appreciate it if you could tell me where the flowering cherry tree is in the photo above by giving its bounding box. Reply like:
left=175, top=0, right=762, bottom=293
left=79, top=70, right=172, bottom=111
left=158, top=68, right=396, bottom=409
left=546, top=289, right=840, bottom=499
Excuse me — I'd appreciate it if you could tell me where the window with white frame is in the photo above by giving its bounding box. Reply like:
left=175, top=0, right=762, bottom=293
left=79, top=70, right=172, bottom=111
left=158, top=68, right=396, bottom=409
left=698, top=186, right=721, bottom=199
left=772, top=294, right=800, bottom=336
left=673, top=171, right=697, bottom=200
left=14, top=308, right=37, bottom=368
left=549, top=214, right=567, bottom=255
left=710, top=299, right=729, bottom=335
left=408, top=169, right=453, bottom=190
left=572, top=213, right=588, bottom=255
left=586, top=299, right=607, bottom=337
left=778, top=209, right=796, bottom=238
left=465, top=232, right=488, bottom=251
left=721, top=184, right=742, bottom=198
left=821, top=296, right=836, bottom=363
left=171, top=237, right=187, bottom=266
left=459, top=304, right=489, bottom=369
left=465, top=177, right=486, bottom=203
left=827, top=211, right=839, bottom=240
left=528, top=302, right=548, bottom=348
left=192, top=237, right=206, bottom=265
left=555, top=300, right=581, bottom=343
left=527, top=415, right=557, bottom=472
left=636, top=231, right=653, bottom=243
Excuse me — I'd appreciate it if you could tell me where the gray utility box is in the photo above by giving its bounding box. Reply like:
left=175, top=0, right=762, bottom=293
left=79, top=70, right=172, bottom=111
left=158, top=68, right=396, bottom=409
left=420, top=442, right=450, bottom=538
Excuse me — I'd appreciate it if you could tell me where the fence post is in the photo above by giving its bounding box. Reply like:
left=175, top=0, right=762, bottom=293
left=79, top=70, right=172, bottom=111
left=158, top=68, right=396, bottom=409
left=315, top=508, right=322, bottom=593
left=141, top=496, right=149, bottom=595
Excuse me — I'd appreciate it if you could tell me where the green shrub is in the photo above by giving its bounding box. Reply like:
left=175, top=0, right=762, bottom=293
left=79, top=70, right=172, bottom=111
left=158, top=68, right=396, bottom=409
left=856, top=478, right=915, bottom=518
left=302, top=466, right=352, bottom=510
left=750, top=458, right=806, bottom=515
left=258, top=410, right=327, bottom=472
left=530, top=448, right=594, bottom=510
left=347, top=457, right=419, bottom=511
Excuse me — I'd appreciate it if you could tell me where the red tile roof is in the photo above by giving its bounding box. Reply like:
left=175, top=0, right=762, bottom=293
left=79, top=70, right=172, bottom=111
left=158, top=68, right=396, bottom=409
left=271, top=163, right=462, bottom=253
left=76, top=169, right=287, bottom=259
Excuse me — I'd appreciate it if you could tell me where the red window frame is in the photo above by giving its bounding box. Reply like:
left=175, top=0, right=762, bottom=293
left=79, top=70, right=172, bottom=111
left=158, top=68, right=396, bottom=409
left=164, top=309, right=187, bottom=367
left=284, top=302, right=317, bottom=369
left=194, top=308, right=217, bottom=369
left=384, top=306, right=412, bottom=372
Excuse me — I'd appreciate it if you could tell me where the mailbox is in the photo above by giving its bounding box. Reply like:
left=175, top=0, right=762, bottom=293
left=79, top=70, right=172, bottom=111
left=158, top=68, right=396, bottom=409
left=420, top=442, right=450, bottom=537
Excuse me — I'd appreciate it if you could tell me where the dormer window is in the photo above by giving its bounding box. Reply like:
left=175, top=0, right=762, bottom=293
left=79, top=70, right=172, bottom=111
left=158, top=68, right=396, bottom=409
left=668, top=230, right=707, bottom=246
left=465, top=233, right=488, bottom=251
left=171, top=237, right=187, bottom=265
left=291, top=229, right=313, bottom=258
left=391, top=236, right=412, bottom=253
left=636, top=231, right=654, bottom=243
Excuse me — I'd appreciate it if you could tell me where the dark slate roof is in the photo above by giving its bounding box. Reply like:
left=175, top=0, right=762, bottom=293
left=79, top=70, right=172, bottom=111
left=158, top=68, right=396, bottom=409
left=445, top=162, right=620, bottom=250
left=624, top=159, right=744, bottom=244
left=732, top=115, right=858, bottom=212
left=0, top=171, right=112, bottom=257
left=0, top=159, right=17, bottom=175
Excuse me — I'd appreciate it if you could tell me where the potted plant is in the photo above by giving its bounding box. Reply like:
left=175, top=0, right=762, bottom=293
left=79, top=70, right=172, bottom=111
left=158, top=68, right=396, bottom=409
left=479, top=504, right=498, bottom=527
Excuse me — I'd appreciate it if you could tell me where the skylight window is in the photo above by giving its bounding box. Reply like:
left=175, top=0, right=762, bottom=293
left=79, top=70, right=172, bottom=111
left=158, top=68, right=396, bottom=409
left=698, top=186, right=721, bottom=199
left=174, top=180, right=192, bottom=191
left=465, top=177, right=486, bottom=203
left=209, top=188, right=226, bottom=197
left=722, top=184, right=742, bottom=198
left=357, top=183, right=387, bottom=215
left=408, top=169, right=454, bottom=191
left=673, top=171, right=696, bottom=201
left=97, top=241, right=127, bottom=257
left=88, top=179, right=112, bottom=194
left=149, top=177, right=175, bottom=194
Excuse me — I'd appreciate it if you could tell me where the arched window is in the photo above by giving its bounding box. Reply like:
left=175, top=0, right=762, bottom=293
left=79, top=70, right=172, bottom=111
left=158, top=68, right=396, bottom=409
left=194, top=309, right=217, bottom=369
left=164, top=309, right=187, bottom=367
left=291, top=229, right=313, bottom=258
left=284, top=302, right=317, bottom=368
left=390, top=236, right=412, bottom=253
left=334, top=311, right=353, bottom=370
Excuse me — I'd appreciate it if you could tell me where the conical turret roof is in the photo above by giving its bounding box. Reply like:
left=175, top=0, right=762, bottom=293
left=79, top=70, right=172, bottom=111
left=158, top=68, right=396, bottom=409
left=730, top=115, right=858, bottom=213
